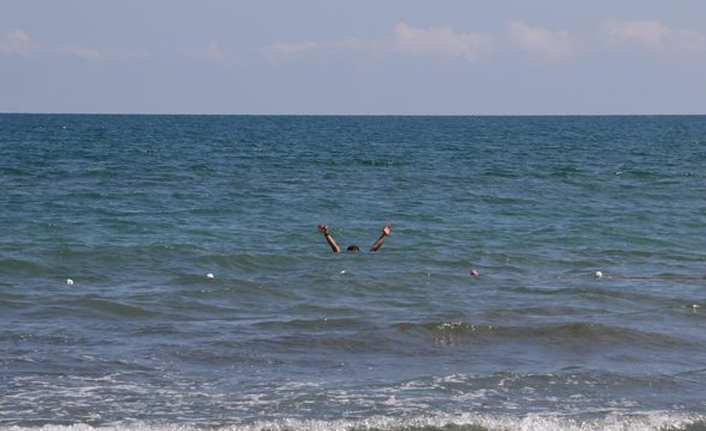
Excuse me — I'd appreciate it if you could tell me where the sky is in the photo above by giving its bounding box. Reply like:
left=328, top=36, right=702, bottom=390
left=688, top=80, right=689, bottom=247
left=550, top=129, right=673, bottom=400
left=1, top=0, right=706, bottom=115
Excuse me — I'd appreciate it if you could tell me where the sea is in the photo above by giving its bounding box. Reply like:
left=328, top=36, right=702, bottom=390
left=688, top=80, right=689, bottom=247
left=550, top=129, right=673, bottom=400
left=2, top=114, right=706, bottom=431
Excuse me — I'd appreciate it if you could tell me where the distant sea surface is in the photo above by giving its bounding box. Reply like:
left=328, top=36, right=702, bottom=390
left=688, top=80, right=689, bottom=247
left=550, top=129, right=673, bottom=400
left=2, top=114, right=706, bottom=431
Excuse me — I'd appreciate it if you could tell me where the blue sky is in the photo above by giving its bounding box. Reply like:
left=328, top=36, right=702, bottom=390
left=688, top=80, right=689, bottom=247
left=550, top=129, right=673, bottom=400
left=1, top=0, right=705, bottom=114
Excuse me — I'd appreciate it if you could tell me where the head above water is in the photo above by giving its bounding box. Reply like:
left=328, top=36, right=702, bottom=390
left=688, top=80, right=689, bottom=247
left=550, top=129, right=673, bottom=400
left=346, top=245, right=361, bottom=252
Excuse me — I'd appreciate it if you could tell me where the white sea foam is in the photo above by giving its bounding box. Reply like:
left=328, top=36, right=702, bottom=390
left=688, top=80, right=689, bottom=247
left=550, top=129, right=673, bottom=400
left=1, top=412, right=704, bottom=431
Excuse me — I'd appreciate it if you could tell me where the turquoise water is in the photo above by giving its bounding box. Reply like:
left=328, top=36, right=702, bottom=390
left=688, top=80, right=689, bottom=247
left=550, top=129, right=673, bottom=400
left=2, top=114, right=706, bottom=430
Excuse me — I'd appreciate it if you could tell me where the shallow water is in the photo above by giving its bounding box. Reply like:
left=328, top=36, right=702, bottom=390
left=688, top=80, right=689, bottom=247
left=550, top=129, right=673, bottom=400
left=2, top=114, right=706, bottom=430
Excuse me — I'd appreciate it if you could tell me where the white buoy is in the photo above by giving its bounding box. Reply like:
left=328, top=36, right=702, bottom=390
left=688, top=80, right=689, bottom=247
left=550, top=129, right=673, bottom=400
left=595, top=271, right=603, bottom=279
left=66, top=279, right=74, bottom=285
left=206, top=273, right=215, bottom=279
left=470, top=269, right=480, bottom=276
left=340, top=270, right=346, bottom=274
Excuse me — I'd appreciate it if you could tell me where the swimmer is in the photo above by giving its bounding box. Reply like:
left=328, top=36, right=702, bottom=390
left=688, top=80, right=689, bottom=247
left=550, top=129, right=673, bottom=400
left=317, top=223, right=392, bottom=253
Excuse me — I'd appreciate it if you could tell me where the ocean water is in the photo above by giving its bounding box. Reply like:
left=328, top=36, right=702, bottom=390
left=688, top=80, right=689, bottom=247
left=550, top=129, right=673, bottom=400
left=2, top=114, right=706, bottom=431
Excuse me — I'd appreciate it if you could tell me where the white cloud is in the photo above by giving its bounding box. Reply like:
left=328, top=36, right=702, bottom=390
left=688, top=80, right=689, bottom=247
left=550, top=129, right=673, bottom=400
left=61, top=46, right=103, bottom=60
left=184, top=41, right=240, bottom=63
left=601, top=20, right=670, bottom=48
left=203, top=41, right=226, bottom=61
left=0, top=28, right=149, bottom=60
left=56, top=46, right=151, bottom=60
left=601, top=19, right=706, bottom=53
left=0, top=29, right=37, bottom=55
left=391, top=22, right=495, bottom=61
left=507, top=21, right=574, bottom=60
left=265, top=38, right=364, bottom=62
left=265, top=21, right=578, bottom=64
left=265, top=22, right=496, bottom=62
left=673, top=30, right=706, bottom=52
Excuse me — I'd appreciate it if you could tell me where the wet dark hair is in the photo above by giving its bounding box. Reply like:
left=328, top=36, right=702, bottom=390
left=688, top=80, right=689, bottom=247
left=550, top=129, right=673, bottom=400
left=346, top=245, right=361, bottom=252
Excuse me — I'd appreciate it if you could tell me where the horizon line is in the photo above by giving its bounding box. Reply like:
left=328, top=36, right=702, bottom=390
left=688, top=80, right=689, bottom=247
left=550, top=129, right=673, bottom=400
left=1, top=111, right=705, bottom=117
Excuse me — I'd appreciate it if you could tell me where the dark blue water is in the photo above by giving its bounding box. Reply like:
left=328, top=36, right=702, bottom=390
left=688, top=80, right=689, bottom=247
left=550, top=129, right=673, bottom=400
left=2, top=114, right=706, bottom=431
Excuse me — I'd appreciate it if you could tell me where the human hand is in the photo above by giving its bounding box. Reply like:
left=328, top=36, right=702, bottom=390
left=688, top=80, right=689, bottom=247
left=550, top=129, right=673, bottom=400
left=382, top=223, right=392, bottom=236
left=318, top=223, right=330, bottom=235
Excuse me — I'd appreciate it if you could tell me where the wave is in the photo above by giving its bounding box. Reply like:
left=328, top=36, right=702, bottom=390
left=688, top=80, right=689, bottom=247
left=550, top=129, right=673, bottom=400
left=351, top=158, right=398, bottom=167
left=394, top=321, right=691, bottom=349
left=236, top=319, right=698, bottom=355
left=0, top=258, right=54, bottom=275
left=193, top=252, right=304, bottom=272
left=256, top=317, right=367, bottom=331
left=508, top=285, right=691, bottom=309
left=67, top=297, right=160, bottom=319
left=313, top=158, right=402, bottom=168
left=11, top=296, right=161, bottom=321
left=1, top=412, right=705, bottom=431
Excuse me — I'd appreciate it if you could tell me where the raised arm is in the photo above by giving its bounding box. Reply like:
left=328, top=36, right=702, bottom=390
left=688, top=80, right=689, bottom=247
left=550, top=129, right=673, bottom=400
left=318, top=223, right=341, bottom=253
left=370, top=223, right=392, bottom=252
